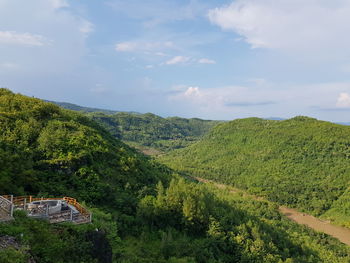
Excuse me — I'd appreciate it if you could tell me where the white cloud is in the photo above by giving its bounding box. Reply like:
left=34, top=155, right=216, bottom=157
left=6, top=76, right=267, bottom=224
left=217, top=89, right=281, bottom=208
left=198, top=58, right=216, bottom=64
left=155, top=52, right=167, bottom=57
left=0, top=0, right=93, bottom=75
left=115, top=42, right=137, bottom=52
left=170, top=85, right=258, bottom=109
left=0, top=31, right=48, bottom=46
left=49, top=0, right=69, bottom=9
left=79, top=20, right=94, bottom=35
left=336, top=93, right=350, bottom=108
left=115, top=41, right=175, bottom=53
left=0, top=63, right=20, bottom=70
left=184, top=86, right=201, bottom=98
left=208, top=0, right=350, bottom=55
left=168, top=82, right=350, bottom=120
left=166, top=56, right=190, bottom=65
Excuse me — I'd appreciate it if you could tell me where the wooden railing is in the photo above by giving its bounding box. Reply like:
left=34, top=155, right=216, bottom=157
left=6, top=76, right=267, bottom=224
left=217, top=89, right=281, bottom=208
left=62, top=197, right=91, bottom=223
left=63, top=197, right=90, bottom=216
left=0, top=195, right=91, bottom=224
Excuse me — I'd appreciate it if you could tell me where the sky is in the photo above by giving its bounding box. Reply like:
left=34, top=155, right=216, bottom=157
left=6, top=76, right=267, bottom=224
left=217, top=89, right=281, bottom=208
left=1, top=0, right=350, bottom=121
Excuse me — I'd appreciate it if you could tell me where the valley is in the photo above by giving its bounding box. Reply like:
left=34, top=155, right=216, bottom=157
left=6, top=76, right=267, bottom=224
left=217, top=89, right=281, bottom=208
left=3, top=1, right=349, bottom=262
left=161, top=117, right=350, bottom=228
left=52, top=100, right=220, bottom=153
left=195, top=176, right=350, bottom=246
left=1, top=90, right=350, bottom=262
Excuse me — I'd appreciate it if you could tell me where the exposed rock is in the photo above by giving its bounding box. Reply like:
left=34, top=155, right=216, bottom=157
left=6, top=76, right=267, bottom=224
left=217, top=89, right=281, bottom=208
left=0, top=235, right=20, bottom=250
left=0, top=235, right=36, bottom=263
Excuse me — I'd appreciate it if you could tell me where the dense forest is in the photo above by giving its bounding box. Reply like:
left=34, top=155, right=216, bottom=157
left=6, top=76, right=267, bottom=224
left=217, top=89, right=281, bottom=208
left=161, top=117, right=350, bottom=227
left=1, top=90, right=350, bottom=262
left=89, top=112, right=219, bottom=153
left=52, top=100, right=219, bottom=153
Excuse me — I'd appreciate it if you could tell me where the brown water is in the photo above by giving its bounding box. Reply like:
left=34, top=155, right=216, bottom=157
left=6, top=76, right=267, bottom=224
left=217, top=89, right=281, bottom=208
left=279, top=206, right=350, bottom=246
left=195, top=177, right=350, bottom=246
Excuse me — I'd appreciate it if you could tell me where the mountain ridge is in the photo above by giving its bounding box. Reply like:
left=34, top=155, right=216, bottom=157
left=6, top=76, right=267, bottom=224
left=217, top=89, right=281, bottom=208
left=161, top=116, right=350, bottom=227
left=2, top=90, right=350, bottom=262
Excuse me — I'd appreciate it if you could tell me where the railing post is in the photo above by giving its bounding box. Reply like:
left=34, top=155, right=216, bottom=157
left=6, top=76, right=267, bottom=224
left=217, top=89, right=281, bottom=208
left=24, top=198, right=27, bottom=210
left=29, top=196, right=32, bottom=203
left=10, top=204, right=14, bottom=217
left=89, top=213, right=92, bottom=223
left=10, top=195, right=14, bottom=218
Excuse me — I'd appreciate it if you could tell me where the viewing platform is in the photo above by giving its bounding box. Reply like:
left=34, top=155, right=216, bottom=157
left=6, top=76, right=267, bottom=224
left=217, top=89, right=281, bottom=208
left=0, top=195, right=91, bottom=224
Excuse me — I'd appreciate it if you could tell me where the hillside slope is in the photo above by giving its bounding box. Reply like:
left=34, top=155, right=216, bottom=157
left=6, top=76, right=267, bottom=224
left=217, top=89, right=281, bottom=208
left=161, top=117, right=350, bottom=226
left=0, top=88, right=168, bottom=211
left=50, top=100, right=220, bottom=153
left=2, top=91, right=350, bottom=262
left=87, top=112, right=220, bottom=152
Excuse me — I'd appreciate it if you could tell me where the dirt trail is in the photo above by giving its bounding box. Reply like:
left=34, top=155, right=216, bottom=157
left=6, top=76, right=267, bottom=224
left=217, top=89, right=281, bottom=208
left=195, top=177, right=350, bottom=246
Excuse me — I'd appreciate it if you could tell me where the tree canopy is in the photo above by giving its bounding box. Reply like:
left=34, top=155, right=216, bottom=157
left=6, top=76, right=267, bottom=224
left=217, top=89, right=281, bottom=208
left=161, top=117, right=350, bottom=227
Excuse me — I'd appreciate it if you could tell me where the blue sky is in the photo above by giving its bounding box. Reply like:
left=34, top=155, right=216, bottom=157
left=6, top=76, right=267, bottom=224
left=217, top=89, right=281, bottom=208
left=1, top=0, right=350, bottom=121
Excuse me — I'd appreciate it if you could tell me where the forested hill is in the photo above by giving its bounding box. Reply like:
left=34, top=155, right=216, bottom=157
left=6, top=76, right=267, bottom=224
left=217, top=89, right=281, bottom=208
left=50, top=99, right=220, bottom=153
left=49, top=101, right=350, bottom=154
left=51, top=99, right=220, bottom=152
left=0, top=88, right=168, bottom=201
left=2, top=90, right=350, bottom=262
left=87, top=112, right=220, bottom=153
left=161, top=116, right=350, bottom=227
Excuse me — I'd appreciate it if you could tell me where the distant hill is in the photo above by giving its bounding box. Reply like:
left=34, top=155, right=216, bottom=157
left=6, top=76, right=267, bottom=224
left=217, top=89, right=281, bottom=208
left=87, top=112, right=221, bottom=153
left=161, top=116, right=350, bottom=227
left=49, top=100, right=221, bottom=153
left=336, top=122, right=350, bottom=126
left=46, top=100, right=122, bottom=114
left=265, top=117, right=285, bottom=121
left=2, top=90, right=350, bottom=262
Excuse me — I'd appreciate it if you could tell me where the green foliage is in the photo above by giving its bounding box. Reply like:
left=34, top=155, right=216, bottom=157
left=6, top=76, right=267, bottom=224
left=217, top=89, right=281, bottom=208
left=0, top=89, right=169, bottom=209
left=86, top=112, right=220, bottom=152
left=323, top=187, right=350, bottom=227
left=161, top=117, right=350, bottom=223
left=0, top=248, right=27, bottom=263
left=0, top=209, right=119, bottom=263
left=132, top=178, right=350, bottom=262
left=138, top=178, right=214, bottom=234
left=2, top=89, right=350, bottom=262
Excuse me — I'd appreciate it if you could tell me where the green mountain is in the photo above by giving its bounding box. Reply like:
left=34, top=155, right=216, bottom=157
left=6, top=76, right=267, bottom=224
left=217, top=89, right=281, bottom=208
left=49, top=100, right=220, bottom=153
left=161, top=116, right=350, bottom=227
left=1, top=89, right=168, bottom=204
left=0, top=88, right=169, bottom=262
left=46, top=100, right=122, bottom=114
left=86, top=112, right=220, bottom=153
left=1, top=90, right=350, bottom=262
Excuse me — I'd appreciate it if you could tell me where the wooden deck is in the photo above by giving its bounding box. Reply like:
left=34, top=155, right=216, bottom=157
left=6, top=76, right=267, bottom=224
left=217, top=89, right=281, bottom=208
left=0, top=195, right=91, bottom=224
